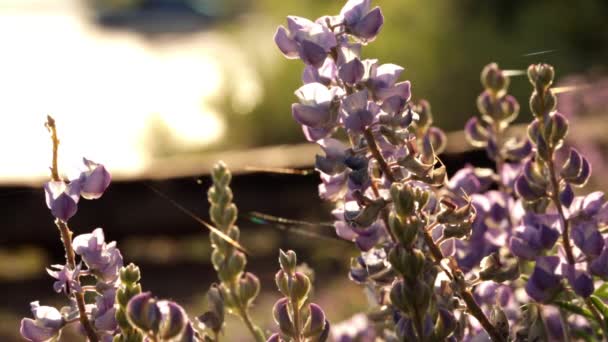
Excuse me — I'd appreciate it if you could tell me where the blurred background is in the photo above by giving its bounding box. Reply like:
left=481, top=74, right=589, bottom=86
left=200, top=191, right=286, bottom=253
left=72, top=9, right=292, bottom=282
left=1, top=0, right=607, bottom=340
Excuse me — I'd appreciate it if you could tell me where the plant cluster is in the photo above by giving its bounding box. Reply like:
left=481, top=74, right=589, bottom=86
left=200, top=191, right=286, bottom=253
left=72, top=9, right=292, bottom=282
left=18, top=0, right=608, bottom=341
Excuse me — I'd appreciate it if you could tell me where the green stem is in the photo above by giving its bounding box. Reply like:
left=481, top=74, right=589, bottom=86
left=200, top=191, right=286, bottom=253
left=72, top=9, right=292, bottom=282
left=585, top=298, right=608, bottom=340
left=229, top=283, right=264, bottom=342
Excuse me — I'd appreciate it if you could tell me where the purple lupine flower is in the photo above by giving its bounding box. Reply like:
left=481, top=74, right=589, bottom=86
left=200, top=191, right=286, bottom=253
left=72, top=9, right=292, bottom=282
left=571, top=221, right=604, bottom=258
left=78, top=158, right=111, bottom=200
left=43, top=180, right=80, bottom=221
left=569, top=191, right=608, bottom=219
left=315, top=138, right=348, bottom=175
left=333, top=206, right=385, bottom=251
left=338, top=57, right=365, bottom=85
left=293, top=83, right=343, bottom=141
left=274, top=16, right=338, bottom=67
left=447, top=166, right=493, bottom=198
left=339, top=0, right=384, bottom=42
left=349, top=247, right=393, bottom=284
left=93, top=287, right=117, bottom=332
left=157, top=300, right=188, bottom=340
left=303, top=58, right=337, bottom=86
left=46, top=264, right=81, bottom=294
left=340, top=89, right=378, bottom=133
left=525, top=256, right=562, bottom=303
left=20, top=301, right=64, bottom=342
left=73, top=228, right=123, bottom=282
left=589, top=238, right=608, bottom=278
left=319, top=172, right=347, bottom=201
left=366, top=63, right=410, bottom=101
left=509, top=213, right=560, bottom=260
left=562, top=263, right=594, bottom=297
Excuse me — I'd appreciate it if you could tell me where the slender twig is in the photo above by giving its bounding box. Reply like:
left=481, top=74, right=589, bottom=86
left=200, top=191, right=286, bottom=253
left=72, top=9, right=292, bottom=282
left=46, top=116, right=99, bottom=342
left=363, top=128, right=395, bottom=183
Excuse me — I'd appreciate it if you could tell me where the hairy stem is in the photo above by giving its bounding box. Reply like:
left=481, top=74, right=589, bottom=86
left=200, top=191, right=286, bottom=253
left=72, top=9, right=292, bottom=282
left=46, top=116, right=98, bottom=342
left=363, top=128, right=395, bottom=183
left=422, top=230, right=504, bottom=342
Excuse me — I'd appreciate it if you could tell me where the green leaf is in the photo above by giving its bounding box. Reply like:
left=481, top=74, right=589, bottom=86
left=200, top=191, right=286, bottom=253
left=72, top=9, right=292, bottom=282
left=589, top=295, right=608, bottom=338
left=553, top=301, right=594, bottom=320
left=595, top=283, right=608, bottom=300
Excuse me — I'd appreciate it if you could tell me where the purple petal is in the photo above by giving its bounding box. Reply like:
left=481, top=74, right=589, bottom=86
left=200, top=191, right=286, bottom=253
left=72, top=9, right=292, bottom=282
left=299, top=40, right=327, bottom=67
left=274, top=26, right=299, bottom=59
left=20, top=318, right=58, bottom=342
left=338, top=57, right=365, bottom=85
left=352, top=7, right=384, bottom=41
left=340, top=0, right=371, bottom=25
left=509, top=236, right=538, bottom=260
left=80, top=161, right=111, bottom=200
left=302, top=125, right=333, bottom=142
left=375, top=81, right=411, bottom=102
left=291, top=103, right=330, bottom=128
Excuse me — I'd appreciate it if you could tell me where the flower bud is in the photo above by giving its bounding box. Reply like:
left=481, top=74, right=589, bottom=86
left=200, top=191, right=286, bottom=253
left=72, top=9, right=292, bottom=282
left=560, top=148, right=582, bottom=179
left=279, top=250, right=297, bottom=274
left=119, top=263, right=141, bottom=285
left=388, top=246, right=425, bottom=280
left=305, top=303, right=326, bottom=337
left=239, top=272, right=261, bottom=307
left=275, top=270, right=290, bottom=297
left=569, top=157, right=591, bottom=187
left=527, top=63, right=554, bottom=90
left=199, top=285, right=224, bottom=333
left=503, top=137, right=532, bottom=161
left=273, top=298, right=295, bottom=337
left=481, top=63, right=509, bottom=94
left=390, top=183, right=416, bottom=217
left=158, top=301, right=187, bottom=340
left=212, top=162, right=231, bottom=188
left=477, top=91, right=498, bottom=121
left=544, top=112, right=568, bottom=148
left=388, top=212, right=420, bottom=247
left=499, top=94, right=519, bottom=123
left=290, top=272, right=311, bottom=306
left=522, top=159, right=547, bottom=188
left=126, top=292, right=161, bottom=335
left=390, top=280, right=412, bottom=313
left=535, top=134, right=551, bottom=161
left=117, top=283, right=142, bottom=307
left=218, top=251, right=246, bottom=283
left=515, top=174, right=546, bottom=201
left=464, top=117, right=489, bottom=148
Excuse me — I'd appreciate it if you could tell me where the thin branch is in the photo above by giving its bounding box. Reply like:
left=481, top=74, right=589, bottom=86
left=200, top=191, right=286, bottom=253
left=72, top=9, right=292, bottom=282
left=45, top=116, right=99, bottom=342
